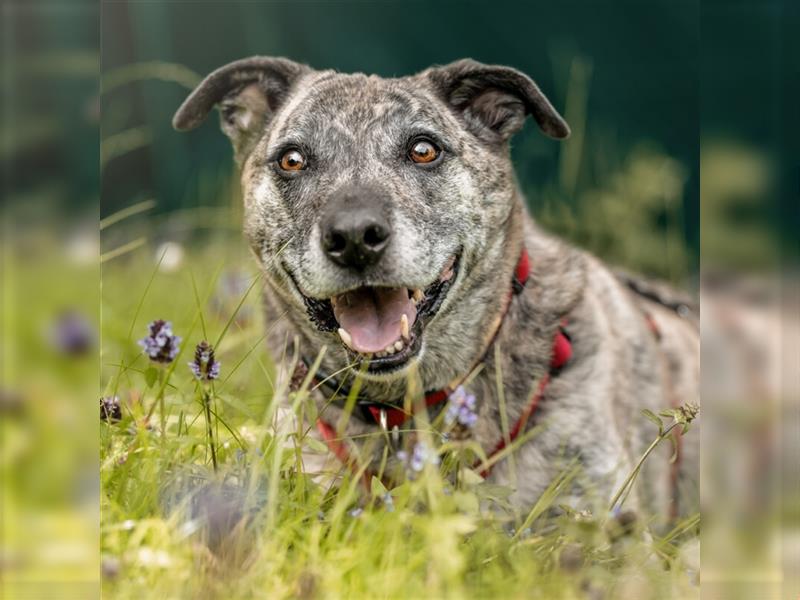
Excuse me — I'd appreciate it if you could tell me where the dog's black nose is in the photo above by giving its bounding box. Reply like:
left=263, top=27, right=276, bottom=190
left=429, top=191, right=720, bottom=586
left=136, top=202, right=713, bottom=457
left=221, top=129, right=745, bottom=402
left=321, top=211, right=390, bottom=271
left=321, top=186, right=391, bottom=271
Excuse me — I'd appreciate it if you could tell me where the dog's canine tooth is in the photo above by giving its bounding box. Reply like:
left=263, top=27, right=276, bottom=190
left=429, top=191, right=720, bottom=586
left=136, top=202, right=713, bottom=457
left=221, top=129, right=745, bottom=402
left=412, top=288, right=424, bottom=303
left=400, top=314, right=409, bottom=340
left=394, top=340, right=404, bottom=352
left=337, top=328, right=353, bottom=349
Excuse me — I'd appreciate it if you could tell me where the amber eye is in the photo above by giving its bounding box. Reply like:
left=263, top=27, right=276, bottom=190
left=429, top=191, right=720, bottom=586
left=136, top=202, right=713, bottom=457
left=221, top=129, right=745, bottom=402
left=278, top=149, right=306, bottom=171
left=408, top=139, right=441, bottom=164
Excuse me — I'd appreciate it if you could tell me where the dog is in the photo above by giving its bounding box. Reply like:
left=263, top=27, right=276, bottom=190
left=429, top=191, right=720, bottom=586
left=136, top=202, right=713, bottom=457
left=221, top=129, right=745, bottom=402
left=174, top=57, right=699, bottom=523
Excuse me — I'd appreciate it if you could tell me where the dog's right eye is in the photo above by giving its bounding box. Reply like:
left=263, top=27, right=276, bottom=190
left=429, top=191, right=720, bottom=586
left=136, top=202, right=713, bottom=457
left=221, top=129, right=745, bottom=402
left=278, top=149, right=306, bottom=172
left=408, top=139, right=441, bottom=165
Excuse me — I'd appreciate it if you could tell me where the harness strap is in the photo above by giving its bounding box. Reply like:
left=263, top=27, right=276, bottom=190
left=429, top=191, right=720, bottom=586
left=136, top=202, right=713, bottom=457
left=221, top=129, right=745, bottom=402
left=477, top=323, right=571, bottom=477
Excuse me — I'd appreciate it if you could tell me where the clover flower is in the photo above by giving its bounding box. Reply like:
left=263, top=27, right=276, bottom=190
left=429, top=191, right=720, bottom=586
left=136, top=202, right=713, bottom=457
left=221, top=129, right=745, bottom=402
left=100, top=396, right=122, bottom=422
left=444, top=386, right=478, bottom=428
left=138, top=320, right=181, bottom=364
left=189, top=340, right=221, bottom=382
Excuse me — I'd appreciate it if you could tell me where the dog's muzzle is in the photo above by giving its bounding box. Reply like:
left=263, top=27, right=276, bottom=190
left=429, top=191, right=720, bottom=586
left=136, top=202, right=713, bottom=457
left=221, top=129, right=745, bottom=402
left=295, top=251, right=461, bottom=374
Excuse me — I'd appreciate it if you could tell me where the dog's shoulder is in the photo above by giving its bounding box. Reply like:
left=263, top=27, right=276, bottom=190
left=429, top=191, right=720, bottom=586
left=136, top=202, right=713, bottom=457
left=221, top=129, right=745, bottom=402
left=523, top=222, right=588, bottom=317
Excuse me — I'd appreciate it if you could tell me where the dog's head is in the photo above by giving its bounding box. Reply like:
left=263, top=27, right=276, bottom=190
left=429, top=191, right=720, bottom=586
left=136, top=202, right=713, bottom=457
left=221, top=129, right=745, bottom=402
left=174, top=57, right=568, bottom=383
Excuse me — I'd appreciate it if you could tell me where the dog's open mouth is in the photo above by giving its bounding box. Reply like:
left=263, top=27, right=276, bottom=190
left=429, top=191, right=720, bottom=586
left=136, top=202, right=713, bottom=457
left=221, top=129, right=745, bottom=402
left=300, top=252, right=460, bottom=373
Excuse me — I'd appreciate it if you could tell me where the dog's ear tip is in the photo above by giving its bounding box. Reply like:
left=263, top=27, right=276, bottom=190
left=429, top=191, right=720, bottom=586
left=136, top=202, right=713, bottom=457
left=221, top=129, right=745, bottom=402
left=171, top=113, right=186, bottom=131
left=547, top=121, right=571, bottom=140
left=172, top=100, right=206, bottom=131
left=171, top=111, right=191, bottom=132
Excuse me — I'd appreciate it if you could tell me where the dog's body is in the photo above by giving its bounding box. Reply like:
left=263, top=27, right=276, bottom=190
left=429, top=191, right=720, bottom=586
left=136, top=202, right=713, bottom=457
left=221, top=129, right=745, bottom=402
left=175, top=57, right=699, bottom=521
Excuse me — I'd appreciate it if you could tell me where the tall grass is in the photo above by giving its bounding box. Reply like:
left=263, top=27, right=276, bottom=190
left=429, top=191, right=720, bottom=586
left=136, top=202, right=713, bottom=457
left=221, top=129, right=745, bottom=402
left=99, top=238, right=698, bottom=599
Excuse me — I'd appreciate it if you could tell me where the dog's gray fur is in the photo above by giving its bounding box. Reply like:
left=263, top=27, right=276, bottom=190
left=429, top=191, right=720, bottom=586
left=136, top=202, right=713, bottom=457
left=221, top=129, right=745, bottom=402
left=175, top=57, right=699, bottom=523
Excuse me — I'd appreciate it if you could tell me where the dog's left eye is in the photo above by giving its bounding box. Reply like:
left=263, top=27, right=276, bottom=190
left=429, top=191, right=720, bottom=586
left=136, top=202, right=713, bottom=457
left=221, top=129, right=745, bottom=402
left=408, top=140, right=441, bottom=165
left=278, top=149, right=307, bottom=171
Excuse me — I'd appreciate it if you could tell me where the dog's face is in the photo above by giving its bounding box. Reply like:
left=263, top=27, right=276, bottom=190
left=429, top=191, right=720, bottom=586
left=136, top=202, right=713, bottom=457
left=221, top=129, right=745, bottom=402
left=175, top=58, right=568, bottom=382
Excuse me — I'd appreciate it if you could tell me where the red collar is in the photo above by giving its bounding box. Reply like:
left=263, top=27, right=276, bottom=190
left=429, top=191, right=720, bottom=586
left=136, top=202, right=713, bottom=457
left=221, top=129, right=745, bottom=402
left=310, top=247, right=573, bottom=480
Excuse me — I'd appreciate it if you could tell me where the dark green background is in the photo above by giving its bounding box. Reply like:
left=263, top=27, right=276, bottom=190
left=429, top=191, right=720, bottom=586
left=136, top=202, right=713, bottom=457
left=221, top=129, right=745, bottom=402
left=100, top=2, right=699, bottom=263
left=25, top=1, right=800, bottom=284
left=10, top=2, right=797, bottom=281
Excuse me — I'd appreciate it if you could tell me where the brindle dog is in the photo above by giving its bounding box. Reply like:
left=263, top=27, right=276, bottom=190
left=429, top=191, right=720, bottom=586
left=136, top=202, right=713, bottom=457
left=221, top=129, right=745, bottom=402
left=174, top=57, right=699, bottom=522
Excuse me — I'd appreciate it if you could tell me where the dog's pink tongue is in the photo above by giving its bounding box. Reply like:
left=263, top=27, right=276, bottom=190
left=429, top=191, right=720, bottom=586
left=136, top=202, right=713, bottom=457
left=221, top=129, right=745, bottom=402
left=333, top=288, right=417, bottom=353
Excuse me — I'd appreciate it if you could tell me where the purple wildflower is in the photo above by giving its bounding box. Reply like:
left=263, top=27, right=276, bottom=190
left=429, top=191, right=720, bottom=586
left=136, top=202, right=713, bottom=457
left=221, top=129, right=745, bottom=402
left=138, top=320, right=181, bottom=364
left=50, top=310, right=95, bottom=355
left=444, top=386, right=478, bottom=428
left=410, top=442, right=440, bottom=472
left=397, top=441, right=440, bottom=478
left=189, top=341, right=221, bottom=382
left=100, top=396, right=122, bottom=422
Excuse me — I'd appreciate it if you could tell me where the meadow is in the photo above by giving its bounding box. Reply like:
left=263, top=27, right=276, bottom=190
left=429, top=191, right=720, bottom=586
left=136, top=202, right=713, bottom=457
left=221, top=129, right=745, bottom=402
left=98, top=218, right=699, bottom=599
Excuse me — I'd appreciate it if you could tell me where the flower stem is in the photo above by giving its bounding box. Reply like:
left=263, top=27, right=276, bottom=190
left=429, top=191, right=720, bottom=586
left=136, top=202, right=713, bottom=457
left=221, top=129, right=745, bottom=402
left=608, top=422, right=678, bottom=513
left=157, top=368, right=166, bottom=439
left=202, top=387, right=218, bottom=472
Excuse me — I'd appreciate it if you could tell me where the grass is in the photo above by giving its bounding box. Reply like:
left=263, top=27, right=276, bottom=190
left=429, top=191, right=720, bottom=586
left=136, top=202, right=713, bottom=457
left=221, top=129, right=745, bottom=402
left=99, top=234, right=699, bottom=600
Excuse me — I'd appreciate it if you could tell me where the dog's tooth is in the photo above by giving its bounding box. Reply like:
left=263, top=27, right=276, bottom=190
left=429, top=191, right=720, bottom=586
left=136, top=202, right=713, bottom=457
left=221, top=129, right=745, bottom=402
left=337, top=328, right=353, bottom=349
left=394, top=340, right=404, bottom=352
left=385, top=344, right=395, bottom=355
left=400, top=314, right=409, bottom=340
left=412, top=288, right=424, bottom=304
left=376, top=351, right=385, bottom=358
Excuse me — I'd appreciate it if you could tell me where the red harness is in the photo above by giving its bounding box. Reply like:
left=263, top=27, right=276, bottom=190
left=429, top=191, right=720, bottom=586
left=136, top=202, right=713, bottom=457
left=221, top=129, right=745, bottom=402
left=312, top=247, right=573, bottom=481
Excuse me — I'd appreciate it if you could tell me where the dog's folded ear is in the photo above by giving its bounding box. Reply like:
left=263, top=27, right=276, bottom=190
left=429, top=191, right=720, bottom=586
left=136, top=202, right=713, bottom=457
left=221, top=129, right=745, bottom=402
left=173, top=56, right=311, bottom=160
left=424, top=59, right=570, bottom=142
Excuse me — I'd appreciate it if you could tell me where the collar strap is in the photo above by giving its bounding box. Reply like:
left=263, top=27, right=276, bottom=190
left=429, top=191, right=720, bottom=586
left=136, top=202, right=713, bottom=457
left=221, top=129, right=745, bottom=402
left=511, top=246, right=530, bottom=295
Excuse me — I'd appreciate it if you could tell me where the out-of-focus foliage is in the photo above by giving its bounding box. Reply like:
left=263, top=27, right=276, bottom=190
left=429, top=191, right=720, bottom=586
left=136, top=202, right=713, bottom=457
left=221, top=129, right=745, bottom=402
left=98, top=2, right=700, bottom=284
left=2, top=3, right=101, bottom=598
